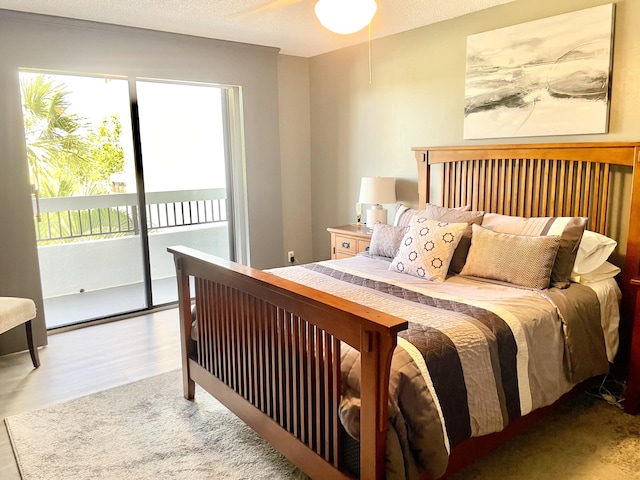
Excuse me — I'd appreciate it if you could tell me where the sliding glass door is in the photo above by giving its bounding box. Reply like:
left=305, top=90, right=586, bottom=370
left=19, top=71, right=240, bottom=328
left=20, top=71, right=146, bottom=327
left=135, top=80, right=233, bottom=305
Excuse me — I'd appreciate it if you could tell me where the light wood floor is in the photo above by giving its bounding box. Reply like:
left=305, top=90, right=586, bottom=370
left=0, top=308, right=182, bottom=479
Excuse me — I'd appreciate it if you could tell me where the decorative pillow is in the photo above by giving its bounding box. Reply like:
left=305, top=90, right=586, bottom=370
left=389, top=217, right=467, bottom=281
left=414, top=205, right=485, bottom=274
left=460, top=224, right=561, bottom=290
left=393, top=204, right=419, bottom=227
left=481, top=213, right=586, bottom=288
left=572, top=230, right=617, bottom=274
left=369, top=223, right=408, bottom=258
left=393, top=203, right=471, bottom=227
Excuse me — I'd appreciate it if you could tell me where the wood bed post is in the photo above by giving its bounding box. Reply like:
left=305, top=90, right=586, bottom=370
left=622, top=146, right=640, bottom=414
left=416, top=150, right=429, bottom=209
left=174, top=256, right=196, bottom=400
left=622, top=147, right=640, bottom=304
left=359, top=328, right=397, bottom=480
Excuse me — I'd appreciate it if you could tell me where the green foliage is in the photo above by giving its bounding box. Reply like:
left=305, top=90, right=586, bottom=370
left=20, top=73, right=130, bottom=243
left=35, top=207, right=136, bottom=245
left=20, top=73, right=125, bottom=198
left=84, top=115, right=125, bottom=186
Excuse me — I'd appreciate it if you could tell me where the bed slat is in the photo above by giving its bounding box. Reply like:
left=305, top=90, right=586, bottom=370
left=418, top=147, right=628, bottom=235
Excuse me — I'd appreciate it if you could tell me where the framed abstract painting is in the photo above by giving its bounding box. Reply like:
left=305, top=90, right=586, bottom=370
left=464, top=4, right=615, bottom=140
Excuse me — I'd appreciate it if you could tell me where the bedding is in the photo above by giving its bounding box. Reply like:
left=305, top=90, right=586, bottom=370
left=584, top=277, right=621, bottom=363
left=268, top=253, right=611, bottom=479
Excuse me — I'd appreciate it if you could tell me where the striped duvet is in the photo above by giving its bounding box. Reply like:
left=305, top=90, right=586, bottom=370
left=269, top=254, right=609, bottom=479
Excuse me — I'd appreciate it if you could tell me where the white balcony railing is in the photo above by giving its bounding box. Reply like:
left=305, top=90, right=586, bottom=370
left=34, top=188, right=227, bottom=243
left=34, top=189, right=230, bottom=310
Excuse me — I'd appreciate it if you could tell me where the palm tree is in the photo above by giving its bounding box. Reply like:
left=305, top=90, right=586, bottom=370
left=20, top=74, right=92, bottom=198
left=20, top=73, right=131, bottom=243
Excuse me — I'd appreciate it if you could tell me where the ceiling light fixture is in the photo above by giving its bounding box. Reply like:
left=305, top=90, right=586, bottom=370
left=314, top=0, right=377, bottom=35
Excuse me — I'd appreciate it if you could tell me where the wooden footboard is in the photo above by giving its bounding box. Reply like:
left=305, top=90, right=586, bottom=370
left=168, top=246, right=408, bottom=480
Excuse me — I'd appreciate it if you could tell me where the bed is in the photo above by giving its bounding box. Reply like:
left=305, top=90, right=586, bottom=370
left=168, top=142, right=640, bottom=479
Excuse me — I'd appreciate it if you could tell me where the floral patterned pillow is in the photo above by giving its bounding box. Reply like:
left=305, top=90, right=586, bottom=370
left=389, top=217, right=467, bottom=281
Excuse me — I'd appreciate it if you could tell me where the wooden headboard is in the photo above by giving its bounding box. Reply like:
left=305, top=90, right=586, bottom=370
left=412, top=142, right=640, bottom=374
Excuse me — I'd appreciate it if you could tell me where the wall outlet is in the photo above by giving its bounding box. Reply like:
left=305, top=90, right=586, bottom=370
left=288, top=250, right=295, bottom=263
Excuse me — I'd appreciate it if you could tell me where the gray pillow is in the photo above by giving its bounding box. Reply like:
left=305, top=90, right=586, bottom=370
left=369, top=223, right=408, bottom=258
left=393, top=203, right=472, bottom=227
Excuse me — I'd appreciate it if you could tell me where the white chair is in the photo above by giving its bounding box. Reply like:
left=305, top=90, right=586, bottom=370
left=0, top=297, right=40, bottom=368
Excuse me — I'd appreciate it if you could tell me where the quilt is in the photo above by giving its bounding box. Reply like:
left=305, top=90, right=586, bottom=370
left=269, top=254, right=609, bottom=479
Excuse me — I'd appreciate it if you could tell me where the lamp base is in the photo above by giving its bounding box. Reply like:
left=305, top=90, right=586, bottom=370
left=366, top=207, right=387, bottom=229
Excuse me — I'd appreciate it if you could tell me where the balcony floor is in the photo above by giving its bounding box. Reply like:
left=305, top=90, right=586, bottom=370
left=43, top=277, right=177, bottom=329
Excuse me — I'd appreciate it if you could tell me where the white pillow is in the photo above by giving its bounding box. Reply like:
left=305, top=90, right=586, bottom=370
left=572, top=230, right=617, bottom=274
left=389, top=217, right=467, bottom=281
left=571, top=261, right=621, bottom=284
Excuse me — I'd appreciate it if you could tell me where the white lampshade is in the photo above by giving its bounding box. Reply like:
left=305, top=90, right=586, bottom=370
left=315, top=0, right=377, bottom=35
left=358, top=177, right=396, bottom=228
left=358, top=177, right=396, bottom=205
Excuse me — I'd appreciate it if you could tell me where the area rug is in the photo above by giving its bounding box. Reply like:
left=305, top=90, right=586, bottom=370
left=6, top=370, right=640, bottom=480
left=5, top=370, right=308, bottom=479
left=451, top=392, right=640, bottom=480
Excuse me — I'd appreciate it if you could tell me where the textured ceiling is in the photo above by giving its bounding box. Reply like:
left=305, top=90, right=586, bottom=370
left=0, top=0, right=515, bottom=57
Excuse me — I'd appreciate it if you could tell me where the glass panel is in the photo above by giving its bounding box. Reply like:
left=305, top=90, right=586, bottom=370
left=136, top=80, right=230, bottom=305
left=19, top=71, right=145, bottom=328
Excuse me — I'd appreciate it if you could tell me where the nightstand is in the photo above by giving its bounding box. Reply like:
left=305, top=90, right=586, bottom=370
left=627, top=277, right=640, bottom=414
left=327, top=224, right=372, bottom=260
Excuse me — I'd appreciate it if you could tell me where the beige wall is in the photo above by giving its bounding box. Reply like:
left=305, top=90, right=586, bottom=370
left=278, top=56, right=313, bottom=265
left=307, top=0, right=640, bottom=260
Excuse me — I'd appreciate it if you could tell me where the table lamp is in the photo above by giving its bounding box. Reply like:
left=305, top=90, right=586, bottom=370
left=358, top=176, right=396, bottom=228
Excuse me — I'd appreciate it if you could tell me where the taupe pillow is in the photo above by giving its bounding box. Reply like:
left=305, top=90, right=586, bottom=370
left=481, top=213, right=586, bottom=288
left=369, top=223, right=408, bottom=258
left=389, top=217, right=467, bottom=282
left=393, top=203, right=472, bottom=227
left=460, top=224, right=561, bottom=290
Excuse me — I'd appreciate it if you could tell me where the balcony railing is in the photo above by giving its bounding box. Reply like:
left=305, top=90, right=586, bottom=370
left=33, top=188, right=227, bottom=243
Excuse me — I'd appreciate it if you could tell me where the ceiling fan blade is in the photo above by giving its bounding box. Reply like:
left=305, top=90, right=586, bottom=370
left=236, top=0, right=309, bottom=18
